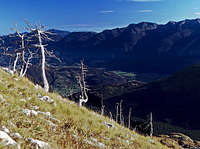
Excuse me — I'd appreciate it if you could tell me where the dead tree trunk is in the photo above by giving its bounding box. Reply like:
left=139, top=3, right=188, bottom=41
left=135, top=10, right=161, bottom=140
left=78, top=61, right=88, bottom=106
left=20, top=50, right=33, bottom=77
left=115, top=103, right=119, bottom=123
left=19, top=35, right=26, bottom=77
left=119, top=100, right=123, bottom=125
left=128, top=107, right=132, bottom=129
left=25, top=21, right=56, bottom=92
left=150, top=112, right=153, bottom=138
left=109, top=112, right=113, bottom=121
left=37, top=30, right=49, bottom=92
left=101, top=97, right=105, bottom=116
left=13, top=53, right=20, bottom=74
left=11, top=25, right=32, bottom=78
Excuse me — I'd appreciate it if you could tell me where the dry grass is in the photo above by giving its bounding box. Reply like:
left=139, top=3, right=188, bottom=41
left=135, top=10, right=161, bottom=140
left=0, top=69, right=172, bottom=149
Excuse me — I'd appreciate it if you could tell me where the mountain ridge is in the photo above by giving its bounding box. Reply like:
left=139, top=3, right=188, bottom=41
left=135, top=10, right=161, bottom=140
left=2, top=18, right=200, bottom=73
left=102, top=64, right=200, bottom=131
left=55, top=18, right=200, bottom=73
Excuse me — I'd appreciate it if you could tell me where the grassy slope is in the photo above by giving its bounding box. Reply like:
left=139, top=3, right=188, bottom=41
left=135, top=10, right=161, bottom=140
left=0, top=69, right=172, bottom=149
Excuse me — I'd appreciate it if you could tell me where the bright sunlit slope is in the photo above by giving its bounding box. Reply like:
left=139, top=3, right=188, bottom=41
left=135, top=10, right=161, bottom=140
left=0, top=68, right=172, bottom=149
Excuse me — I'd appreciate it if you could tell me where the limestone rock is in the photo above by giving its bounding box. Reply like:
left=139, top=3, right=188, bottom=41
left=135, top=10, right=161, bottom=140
left=31, top=105, right=40, bottom=110
left=10, top=133, right=23, bottom=140
left=104, top=122, right=115, bottom=128
left=0, top=131, right=20, bottom=148
left=27, top=138, right=51, bottom=149
left=1, top=67, right=14, bottom=75
left=46, top=120, right=58, bottom=130
left=0, top=94, right=5, bottom=102
left=38, top=111, right=51, bottom=118
left=1, top=125, right=10, bottom=134
left=39, top=96, right=54, bottom=104
left=21, top=109, right=38, bottom=116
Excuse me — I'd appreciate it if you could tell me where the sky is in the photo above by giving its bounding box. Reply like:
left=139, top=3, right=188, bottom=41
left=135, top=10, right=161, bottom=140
left=0, top=0, right=200, bottom=34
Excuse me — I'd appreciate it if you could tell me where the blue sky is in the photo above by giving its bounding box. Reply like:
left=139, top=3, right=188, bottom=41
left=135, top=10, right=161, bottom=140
left=0, top=0, right=200, bottom=34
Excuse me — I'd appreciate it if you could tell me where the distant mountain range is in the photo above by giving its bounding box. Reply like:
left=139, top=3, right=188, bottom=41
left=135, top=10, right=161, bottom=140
left=2, top=19, right=200, bottom=74
left=55, top=18, right=200, bottom=73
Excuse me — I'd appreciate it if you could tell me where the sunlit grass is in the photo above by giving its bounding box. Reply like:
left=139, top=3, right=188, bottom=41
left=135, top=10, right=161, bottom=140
left=0, top=69, right=171, bottom=149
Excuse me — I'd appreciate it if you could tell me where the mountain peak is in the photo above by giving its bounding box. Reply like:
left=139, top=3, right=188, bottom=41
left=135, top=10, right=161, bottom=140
left=127, top=22, right=158, bottom=30
left=166, top=21, right=176, bottom=25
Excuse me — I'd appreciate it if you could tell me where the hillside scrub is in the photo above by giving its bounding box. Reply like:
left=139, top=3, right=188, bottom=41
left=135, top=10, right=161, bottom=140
left=0, top=68, right=172, bottom=149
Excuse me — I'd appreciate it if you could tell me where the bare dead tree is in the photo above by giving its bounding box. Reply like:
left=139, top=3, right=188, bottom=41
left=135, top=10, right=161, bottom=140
left=121, top=115, right=125, bottom=126
left=20, top=49, right=33, bottom=77
left=7, top=26, right=21, bottom=74
left=13, top=25, right=25, bottom=75
left=25, top=21, right=55, bottom=92
left=128, top=107, right=132, bottom=129
left=119, top=100, right=123, bottom=125
left=109, top=112, right=113, bottom=121
left=2, top=24, right=33, bottom=77
left=115, top=103, right=119, bottom=123
left=12, top=25, right=33, bottom=77
left=77, top=60, right=89, bottom=106
left=13, top=53, right=20, bottom=73
left=150, top=112, right=153, bottom=138
left=101, top=94, right=105, bottom=116
left=37, top=29, right=49, bottom=92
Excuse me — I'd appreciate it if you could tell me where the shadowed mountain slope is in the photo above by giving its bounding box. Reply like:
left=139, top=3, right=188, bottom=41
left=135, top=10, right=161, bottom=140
left=104, top=64, right=200, bottom=130
left=57, top=19, right=200, bottom=73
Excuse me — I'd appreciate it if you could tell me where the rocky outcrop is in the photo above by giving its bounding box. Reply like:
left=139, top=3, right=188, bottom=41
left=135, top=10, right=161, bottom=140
left=158, top=133, right=200, bottom=149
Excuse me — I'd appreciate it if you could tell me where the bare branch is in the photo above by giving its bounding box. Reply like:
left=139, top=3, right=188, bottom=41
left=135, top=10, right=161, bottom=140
left=20, top=49, right=33, bottom=77
left=24, top=20, right=35, bottom=32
